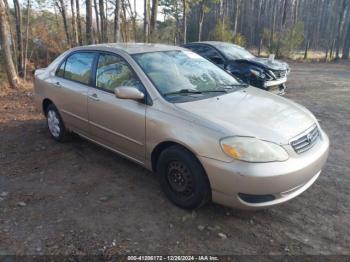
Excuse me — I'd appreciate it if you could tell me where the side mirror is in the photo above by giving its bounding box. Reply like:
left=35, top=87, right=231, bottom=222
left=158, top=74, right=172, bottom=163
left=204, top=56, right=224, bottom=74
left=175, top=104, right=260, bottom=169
left=115, top=86, right=145, bottom=101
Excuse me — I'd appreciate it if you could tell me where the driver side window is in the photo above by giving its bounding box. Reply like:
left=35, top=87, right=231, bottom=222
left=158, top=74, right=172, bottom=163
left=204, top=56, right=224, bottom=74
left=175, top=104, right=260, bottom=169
left=195, top=45, right=224, bottom=64
left=96, top=53, right=143, bottom=93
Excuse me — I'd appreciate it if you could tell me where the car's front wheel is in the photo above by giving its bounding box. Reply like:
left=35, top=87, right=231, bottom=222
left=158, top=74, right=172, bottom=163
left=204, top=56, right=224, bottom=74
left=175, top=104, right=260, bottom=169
left=45, top=104, right=69, bottom=142
left=157, top=145, right=211, bottom=209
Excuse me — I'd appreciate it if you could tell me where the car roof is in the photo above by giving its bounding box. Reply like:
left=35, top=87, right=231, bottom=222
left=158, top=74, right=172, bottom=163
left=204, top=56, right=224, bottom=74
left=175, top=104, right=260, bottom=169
left=72, top=43, right=184, bottom=54
left=184, top=41, right=242, bottom=49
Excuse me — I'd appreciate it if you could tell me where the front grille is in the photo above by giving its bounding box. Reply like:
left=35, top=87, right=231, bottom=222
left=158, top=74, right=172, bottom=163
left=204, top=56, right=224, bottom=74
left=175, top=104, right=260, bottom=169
left=291, top=125, right=320, bottom=154
left=272, top=70, right=287, bottom=79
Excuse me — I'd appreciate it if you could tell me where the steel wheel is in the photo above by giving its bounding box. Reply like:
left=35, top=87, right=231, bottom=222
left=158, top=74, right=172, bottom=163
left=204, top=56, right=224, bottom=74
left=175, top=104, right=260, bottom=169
left=166, top=160, right=195, bottom=198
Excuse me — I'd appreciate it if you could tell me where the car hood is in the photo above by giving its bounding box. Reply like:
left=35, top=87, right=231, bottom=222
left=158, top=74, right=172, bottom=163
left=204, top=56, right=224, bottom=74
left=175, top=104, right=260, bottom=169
left=232, top=57, right=289, bottom=71
left=174, top=87, right=315, bottom=144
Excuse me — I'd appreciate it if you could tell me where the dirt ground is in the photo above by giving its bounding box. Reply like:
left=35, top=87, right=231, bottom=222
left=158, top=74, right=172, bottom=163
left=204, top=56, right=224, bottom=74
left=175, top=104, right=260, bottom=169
left=0, top=62, right=349, bottom=257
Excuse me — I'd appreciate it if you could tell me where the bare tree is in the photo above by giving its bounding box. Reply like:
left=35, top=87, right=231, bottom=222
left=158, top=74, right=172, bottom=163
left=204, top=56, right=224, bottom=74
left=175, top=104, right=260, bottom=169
left=56, top=0, right=71, bottom=46
left=270, top=0, right=277, bottom=48
left=76, top=0, right=83, bottom=45
left=114, top=0, right=121, bottom=42
left=70, top=0, right=78, bottom=46
left=182, top=0, right=187, bottom=44
left=150, top=0, right=158, bottom=40
left=23, top=0, right=30, bottom=78
left=13, top=0, right=24, bottom=77
left=94, top=0, right=101, bottom=42
left=0, top=0, right=19, bottom=88
left=144, top=0, right=150, bottom=42
left=86, top=0, right=93, bottom=44
left=335, top=0, right=348, bottom=59
left=233, top=0, right=240, bottom=36
left=198, top=1, right=205, bottom=41
left=342, top=23, right=350, bottom=59
left=99, top=0, right=107, bottom=42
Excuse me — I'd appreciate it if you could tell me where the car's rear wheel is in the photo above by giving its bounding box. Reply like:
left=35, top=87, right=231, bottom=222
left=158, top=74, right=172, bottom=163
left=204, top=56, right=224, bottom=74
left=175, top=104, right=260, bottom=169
left=46, top=104, right=69, bottom=142
left=157, top=145, right=211, bottom=209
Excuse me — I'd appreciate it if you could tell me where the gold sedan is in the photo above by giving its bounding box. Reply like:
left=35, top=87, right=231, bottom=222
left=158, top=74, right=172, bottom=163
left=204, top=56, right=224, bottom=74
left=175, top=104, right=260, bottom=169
left=34, top=43, right=329, bottom=210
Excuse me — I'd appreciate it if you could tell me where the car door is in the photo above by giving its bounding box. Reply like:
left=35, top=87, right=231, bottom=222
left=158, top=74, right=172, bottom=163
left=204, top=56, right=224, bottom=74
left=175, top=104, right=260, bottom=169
left=87, top=52, right=146, bottom=164
left=53, top=51, right=96, bottom=136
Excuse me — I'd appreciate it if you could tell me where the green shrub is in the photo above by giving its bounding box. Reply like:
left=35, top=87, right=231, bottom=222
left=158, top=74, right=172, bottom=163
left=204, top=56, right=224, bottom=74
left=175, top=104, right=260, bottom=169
left=209, top=21, right=246, bottom=46
left=263, top=22, right=304, bottom=57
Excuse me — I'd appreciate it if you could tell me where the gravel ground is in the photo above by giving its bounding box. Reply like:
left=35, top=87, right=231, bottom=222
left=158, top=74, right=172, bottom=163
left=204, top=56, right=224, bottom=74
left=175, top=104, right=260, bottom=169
left=0, top=62, right=349, bottom=257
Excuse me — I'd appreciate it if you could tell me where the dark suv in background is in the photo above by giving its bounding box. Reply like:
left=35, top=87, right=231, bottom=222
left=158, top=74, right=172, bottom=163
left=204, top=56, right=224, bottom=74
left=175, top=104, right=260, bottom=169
left=183, top=41, right=290, bottom=95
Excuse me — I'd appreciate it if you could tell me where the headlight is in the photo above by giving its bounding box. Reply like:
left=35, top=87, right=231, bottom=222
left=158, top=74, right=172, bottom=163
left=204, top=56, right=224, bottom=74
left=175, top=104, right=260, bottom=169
left=249, top=69, right=265, bottom=79
left=220, top=137, right=289, bottom=162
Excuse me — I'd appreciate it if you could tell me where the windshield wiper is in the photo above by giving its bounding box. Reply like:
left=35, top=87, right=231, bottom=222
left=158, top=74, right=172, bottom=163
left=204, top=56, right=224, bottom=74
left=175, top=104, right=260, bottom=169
left=219, top=83, right=249, bottom=88
left=164, top=89, right=203, bottom=96
left=200, top=89, right=228, bottom=93
left=164, top=88, right=232, bottom=97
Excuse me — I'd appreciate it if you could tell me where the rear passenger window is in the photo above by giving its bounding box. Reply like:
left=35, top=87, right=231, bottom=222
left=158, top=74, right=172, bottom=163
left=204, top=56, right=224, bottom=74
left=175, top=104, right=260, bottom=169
left=61, top=52, right=95, bottom=85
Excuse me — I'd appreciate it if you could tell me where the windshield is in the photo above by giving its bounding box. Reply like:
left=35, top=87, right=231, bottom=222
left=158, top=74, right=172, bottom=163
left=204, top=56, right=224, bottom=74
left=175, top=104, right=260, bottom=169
left=133, top=50, right=243, bottom=101
left=216, top=43, right=255, bottom=60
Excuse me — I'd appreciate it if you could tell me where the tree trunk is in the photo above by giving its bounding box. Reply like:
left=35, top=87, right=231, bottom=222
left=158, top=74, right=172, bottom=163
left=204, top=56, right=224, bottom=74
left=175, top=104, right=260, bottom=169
left=70, top=0, right=78, bottom=46
left=99, top=0, right=107, bottom=42
left=23, top=0, right=30, bottom=79
left=125, top=0, right=137, bottom=41
left=335, top=0, right=347, bottom=60
left=133, top=0, right=137, bottom=40
left=75, top=0, right=83, bottom=45
left=86, top=0, right=93, bottom=44
left=219, top=0, right=224, bottom=38
left=144, top=0, right=150, bottom=42
left=233, top=0, right=240, bottom=35
left=330, top=39, right=335, bottom=60
left=281, top=0, right=288, bottom=27
left=256, top=0, right=262, bottom=46
left=198, top=3, right=204, bottom=41
left=182, top=0, right=187, bottom=44
left=258, top=38, right=262, bottom=56
left=114, top=0, right=121, bottom=42
left=150, top=0, right=158, bottom=40
left=304, top=40, right=309, bottom=60
left=270, top=0, right=277, bottom=49
left=293, top=0, right=299, bottom=25
left=4, top=0, right=17, bottom=68
left=121, top=0, right=128, bottom=42
left=342, top=20, right=350, bottom=59
left=93, top=0, right=101, bottom=43
left=56, top=0, right=71, bottom=47
left=0, top=0, right=19, bottom=88
left=13, top=0, right=24, bottom=77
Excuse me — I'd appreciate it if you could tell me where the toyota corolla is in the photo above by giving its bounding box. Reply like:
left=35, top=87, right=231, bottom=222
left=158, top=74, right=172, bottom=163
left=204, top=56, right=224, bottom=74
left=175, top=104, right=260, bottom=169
left=34, top=43, right=329, bottom=210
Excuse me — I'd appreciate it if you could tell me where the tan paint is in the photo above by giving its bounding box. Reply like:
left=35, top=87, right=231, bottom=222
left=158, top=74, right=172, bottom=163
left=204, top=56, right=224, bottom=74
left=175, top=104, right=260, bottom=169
left=34, top=43, right=329, bottom=209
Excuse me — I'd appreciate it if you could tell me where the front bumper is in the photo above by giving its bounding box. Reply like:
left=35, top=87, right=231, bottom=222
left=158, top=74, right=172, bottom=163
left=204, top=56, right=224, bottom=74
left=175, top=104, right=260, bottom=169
left=264, top=77, right=287, bottom=88
left=199, top=129, right=329, bottom=209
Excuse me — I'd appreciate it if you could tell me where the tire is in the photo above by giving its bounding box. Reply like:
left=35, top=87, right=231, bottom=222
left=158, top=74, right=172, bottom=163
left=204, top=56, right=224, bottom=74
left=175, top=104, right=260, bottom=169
left=45, top=104, right=70, bottom=142
left=157, top=145, right=211, bottom=209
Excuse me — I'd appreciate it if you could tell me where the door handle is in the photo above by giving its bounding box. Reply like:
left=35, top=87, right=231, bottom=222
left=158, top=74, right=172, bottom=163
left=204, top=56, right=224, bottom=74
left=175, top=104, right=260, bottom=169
left=54, top=81, right=61, bottom=88
left=89, top=93, right=99, bottom=101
